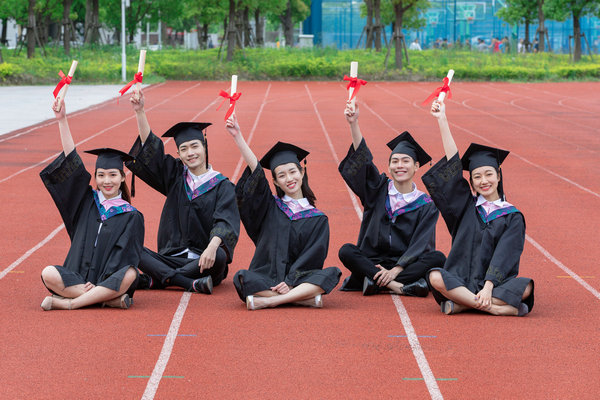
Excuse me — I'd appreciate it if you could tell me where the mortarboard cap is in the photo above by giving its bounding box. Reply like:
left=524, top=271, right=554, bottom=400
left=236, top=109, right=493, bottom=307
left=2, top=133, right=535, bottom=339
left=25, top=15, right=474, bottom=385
left=386, top=131, right=432, bottom=166
left=162, top=122, right=211, bottom=148
left=461, top=143, right=509, bottom=172
left=259, top=141, right=309, bottom=171
left=84, top=148, right=134, bottom=170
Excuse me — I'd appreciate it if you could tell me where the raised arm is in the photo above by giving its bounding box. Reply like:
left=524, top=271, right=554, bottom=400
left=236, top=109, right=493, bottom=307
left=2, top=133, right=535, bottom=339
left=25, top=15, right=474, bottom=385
left=430, top=100, right=458, bottom=160
left=225, top=114, right=258, bottom=172
left=130, top=89, right=151, bottom=143
left=52, top=99, right=75, bottom=156
left=344, top=101, right=363, bottom=150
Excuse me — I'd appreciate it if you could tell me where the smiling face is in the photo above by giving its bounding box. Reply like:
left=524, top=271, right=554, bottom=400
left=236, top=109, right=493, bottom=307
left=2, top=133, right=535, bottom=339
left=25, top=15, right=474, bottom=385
left=273, top=162, right=305, bottom=199
left=470, top=166, right=500, bottom=200
left=177, top=139, right=206, bottom=171
left=95, top=168, right=125, bottom=199
left=388, top=153, right=419, bottom=184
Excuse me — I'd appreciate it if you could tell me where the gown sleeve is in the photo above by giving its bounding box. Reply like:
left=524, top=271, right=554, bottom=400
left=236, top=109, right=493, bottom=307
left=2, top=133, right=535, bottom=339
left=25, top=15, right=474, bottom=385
left=126, top=131, right=180, bottom=196
left=210, top=181, right=240, bottom=262
left=396, top=203, right=439, bottom=267
left=284, top=216, right=329, bottom=287
left=485, top=213, right=526, bottom=286
left=235, top=165, right=273, bottom=243
left=421, top=153, right=472, bottom=236
left=40, top=150, right=92, bottom=239
left=338, top=138, right=388, bottom=208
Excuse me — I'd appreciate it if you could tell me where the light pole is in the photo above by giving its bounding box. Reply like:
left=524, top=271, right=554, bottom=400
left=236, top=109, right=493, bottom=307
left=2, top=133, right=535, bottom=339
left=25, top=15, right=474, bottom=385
left=121, top=0, right=130, bottom=82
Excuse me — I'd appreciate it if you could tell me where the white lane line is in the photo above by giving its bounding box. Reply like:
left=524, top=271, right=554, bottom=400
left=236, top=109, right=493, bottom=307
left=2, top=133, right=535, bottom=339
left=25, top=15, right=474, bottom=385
left=141, top=292, right=192, bottom=400
left=526, top=235, right=600, bottom=300
left=0, top=83, right=166, bottom=144
left=392, top=295, right=443, bottom=400
left=231, top=83, right=272, bottom=182
left=0, top=82, right=201, bottom=185
left=0, top=224, right=65, bottom=280
left=374, top=84, right=600, bottom=200
left=304, top=83, right=441, bottom=400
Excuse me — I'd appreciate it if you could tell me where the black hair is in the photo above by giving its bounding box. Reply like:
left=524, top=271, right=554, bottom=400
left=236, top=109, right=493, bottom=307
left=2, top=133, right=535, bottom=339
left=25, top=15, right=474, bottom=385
left=271, top=163, right=317, bottom=206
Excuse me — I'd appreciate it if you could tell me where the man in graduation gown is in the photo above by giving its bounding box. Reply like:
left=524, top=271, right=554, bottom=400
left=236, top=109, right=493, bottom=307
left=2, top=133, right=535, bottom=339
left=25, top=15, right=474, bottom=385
left=338, top=103, right=446, bottom=296
left=125, top=90, right=240, bottom=294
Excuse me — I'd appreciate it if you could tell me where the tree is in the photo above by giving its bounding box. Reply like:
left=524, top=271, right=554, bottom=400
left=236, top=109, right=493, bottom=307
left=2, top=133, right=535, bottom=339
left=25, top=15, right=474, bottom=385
left=279, top=0, right=309, bottom=46
left=390, top=0, right=428, bottom=69
left=27, top=0, right=36, bottom=58
left=537, top=0, right=547, bottom=52
left=496, top=0, right=537, bottom=51
left=84, top=0, right=100, bottom=44
left=544, top=0, right=600, bottom=61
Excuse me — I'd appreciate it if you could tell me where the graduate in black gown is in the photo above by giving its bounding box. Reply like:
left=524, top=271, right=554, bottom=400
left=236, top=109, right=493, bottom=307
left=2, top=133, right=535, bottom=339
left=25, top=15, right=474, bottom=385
left=126, top=89, right=240, bottom=294
left=40, top=99, right=144, bottom=311
left=338, top=102, right=446, bottom=296
left=225, top=114, right=341, bottom=310
left=423, top=99, right=534, bottom=316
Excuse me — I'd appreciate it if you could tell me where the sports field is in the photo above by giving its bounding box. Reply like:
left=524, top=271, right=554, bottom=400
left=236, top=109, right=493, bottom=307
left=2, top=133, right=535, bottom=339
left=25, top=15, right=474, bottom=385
left=1, top=80, right=599, bottom=399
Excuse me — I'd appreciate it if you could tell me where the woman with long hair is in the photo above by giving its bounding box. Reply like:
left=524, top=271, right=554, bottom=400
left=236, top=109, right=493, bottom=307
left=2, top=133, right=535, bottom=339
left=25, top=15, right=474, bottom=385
left=39, top=99, right=144, bottom=310
left=423, top=99, right=534, bottom=316
left=225, top=114, right=341, bottom=310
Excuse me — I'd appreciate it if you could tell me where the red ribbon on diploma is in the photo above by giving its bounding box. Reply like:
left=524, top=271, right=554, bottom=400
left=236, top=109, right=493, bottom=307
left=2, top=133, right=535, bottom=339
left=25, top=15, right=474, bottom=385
left=217, top=90, right=242, bottom=120
left=118, top=72, right=143, bottom=96
left=421, top=77, right=452, bottom=106
left=53, top=70, right=72, bottom=98
left=343, top=75, right=368, bottom=101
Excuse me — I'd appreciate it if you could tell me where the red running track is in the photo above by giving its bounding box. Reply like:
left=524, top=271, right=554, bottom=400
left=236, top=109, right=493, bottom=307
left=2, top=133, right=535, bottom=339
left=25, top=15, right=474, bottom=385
left=0, top=81, right=599, bottom=399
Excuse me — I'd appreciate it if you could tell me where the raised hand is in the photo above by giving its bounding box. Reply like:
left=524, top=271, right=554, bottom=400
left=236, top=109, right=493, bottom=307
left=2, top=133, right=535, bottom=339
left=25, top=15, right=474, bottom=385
left=130, top=89, right=145, bottom=113
left=52, top=98, right=67, bottom=120
left=344, top=101, right=359, bottom=124
left=430, top=99, right=446, bottom=119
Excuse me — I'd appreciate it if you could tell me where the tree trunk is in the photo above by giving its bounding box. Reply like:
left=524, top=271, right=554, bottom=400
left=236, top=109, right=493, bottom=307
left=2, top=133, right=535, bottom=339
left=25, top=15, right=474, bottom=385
left=226, top=0, right=236, bottom=61
left=573, top=13, right=582, bottom=62
left=1, top=18, right=7, bottom=45
left=255, top=9, right=264, bottom=46
left=365, top=0, right=373, bottom=48
left=27, top=0, right=36, bottom=58
left=84, top=0, right=100, bottom=44
left=242, top=7, right=251, bottom=47
left=374, top=0, right=382, bottom=51
left=280, top=1, right=294, bottom=47
left=537, top=0, right=545, bottom=52
left=524, top=21, right=530, bottom=52
left=0, top=47, right=4, bottom=64
left=63, top=0, right=72, bottom=55
left=393, top=4, right=404, bottom=69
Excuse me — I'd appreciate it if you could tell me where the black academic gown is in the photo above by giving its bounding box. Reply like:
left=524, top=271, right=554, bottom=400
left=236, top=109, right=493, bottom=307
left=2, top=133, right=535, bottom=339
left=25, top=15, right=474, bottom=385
left=40, top=150, right=144, bottom=294
left=422, top=154, right=534, bottom=310
left=232, top=165, right=341, bottom=301
left=126, top=132, right=239, bottom=264
left=339, top=138, right=441, bottom=268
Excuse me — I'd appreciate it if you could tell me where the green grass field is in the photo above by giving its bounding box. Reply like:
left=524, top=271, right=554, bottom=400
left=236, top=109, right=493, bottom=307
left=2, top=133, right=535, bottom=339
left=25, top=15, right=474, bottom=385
left=1, top=45, right=598, bottom=84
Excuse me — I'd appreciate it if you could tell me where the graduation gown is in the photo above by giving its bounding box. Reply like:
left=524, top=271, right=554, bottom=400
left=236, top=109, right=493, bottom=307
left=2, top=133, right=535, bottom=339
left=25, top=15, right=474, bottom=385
left=40, top=150, right=144, bottom=292
left=126, top=132, right=239, bottom=262
left=339, top=138, right=440, bottom=268
left=232, top=165, right=341, bottom=301
left=422, top=154, right=534, bottom=310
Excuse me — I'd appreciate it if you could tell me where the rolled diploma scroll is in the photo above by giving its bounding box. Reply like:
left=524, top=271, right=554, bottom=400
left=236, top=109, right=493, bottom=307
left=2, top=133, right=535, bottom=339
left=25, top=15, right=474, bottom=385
left=438, top=69, right=454, bottom=102
left=134, top=50, right=147, bottom=95
left=56, top=60, right=78, bottom=111
left=349, top=61, right=358, bottom=108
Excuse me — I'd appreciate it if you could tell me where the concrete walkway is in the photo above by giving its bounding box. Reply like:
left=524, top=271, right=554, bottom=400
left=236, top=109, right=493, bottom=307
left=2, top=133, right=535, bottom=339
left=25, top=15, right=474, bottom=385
left=0, top=85, right=142, bottom=136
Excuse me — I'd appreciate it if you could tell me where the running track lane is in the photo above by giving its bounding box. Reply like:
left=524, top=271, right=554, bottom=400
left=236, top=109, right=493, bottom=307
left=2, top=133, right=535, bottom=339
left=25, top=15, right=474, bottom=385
left=0, top=81, right=599, bottom=399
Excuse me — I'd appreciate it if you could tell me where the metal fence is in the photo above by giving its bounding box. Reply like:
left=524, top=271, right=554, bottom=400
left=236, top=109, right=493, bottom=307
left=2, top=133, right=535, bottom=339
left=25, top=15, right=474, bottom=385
left=303, top=0, right=600, bottom=53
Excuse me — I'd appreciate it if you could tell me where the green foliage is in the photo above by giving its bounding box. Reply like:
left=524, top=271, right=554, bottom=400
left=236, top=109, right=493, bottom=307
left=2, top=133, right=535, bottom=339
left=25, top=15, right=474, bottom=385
left=496, top=0, right=538, bottom=25
left=1, top=45, right=598, bottom=85
left=0, top=63, right=23, bottom=81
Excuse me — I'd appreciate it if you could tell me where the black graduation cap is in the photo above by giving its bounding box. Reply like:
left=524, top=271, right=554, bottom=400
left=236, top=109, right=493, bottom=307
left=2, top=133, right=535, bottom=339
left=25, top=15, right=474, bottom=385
left=84, top=148, right=134, bottom=170
left=259, top=141, right=309, bottom=171
left=386, top=131, right=431, bottom=166
left=461, top=143, right=510, bottom=172
left=162, top=122, right=211, bottom=148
